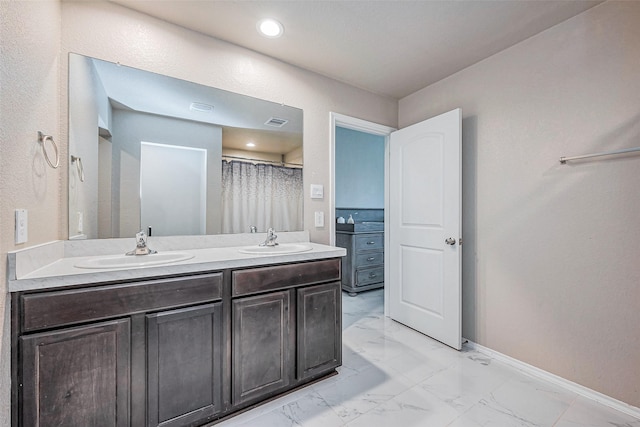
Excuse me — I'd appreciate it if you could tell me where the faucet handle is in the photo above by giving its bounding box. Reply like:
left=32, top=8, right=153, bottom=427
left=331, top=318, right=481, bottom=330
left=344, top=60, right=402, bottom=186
left=126, top=231, right=156, bottom=255
left=135, top=231, right=148, bottom=247
left=259, top=228, right=278, bottom=246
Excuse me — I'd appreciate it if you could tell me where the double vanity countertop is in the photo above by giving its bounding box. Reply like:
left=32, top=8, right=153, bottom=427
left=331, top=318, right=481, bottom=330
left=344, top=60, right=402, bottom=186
left=8, top=231, right=346, bottom=293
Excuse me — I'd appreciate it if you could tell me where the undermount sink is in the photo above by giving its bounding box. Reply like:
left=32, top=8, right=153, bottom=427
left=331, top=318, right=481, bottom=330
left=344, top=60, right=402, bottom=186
left=75, top=252, right=194, bottom=269
left=238, top=243, right=313, bottom=255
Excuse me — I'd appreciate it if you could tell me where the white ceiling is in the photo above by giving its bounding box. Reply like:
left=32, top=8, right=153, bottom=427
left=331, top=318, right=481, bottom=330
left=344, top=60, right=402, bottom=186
left=111, top=0, right=602, bottom=99
left=87, top=55, right=303, bottom=154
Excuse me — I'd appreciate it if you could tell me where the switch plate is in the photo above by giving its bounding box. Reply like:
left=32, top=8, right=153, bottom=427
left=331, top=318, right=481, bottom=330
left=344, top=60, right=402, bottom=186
left=314, top=211, right=325, bottom=227
left=310, top=184, right=324, bottom=199
left=77, top=211, right=84, bottom=233
left=15, top=209, right=28, bottom=244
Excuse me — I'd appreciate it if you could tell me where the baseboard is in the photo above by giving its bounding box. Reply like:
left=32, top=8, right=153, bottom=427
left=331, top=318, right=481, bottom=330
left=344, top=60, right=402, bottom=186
left=463, top=339, right=640, bottom=420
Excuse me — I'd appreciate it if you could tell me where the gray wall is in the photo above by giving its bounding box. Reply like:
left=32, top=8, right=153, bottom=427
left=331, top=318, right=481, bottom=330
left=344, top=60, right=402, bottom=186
left=335, top=126, right=385, bottom=209
left=112, top=110, right=223, bottom=237
left=400, top=1, right=640, bottom=407
left=68, top=54, right=108, bottom=239
left=0, top=2, right=63, bottom=422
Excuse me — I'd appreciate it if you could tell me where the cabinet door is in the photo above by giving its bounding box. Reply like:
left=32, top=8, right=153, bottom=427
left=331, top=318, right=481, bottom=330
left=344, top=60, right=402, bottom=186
left=232, top=291, right=294, bottom=406
left=297, top=283, right=342, bottom=380
left=146, top=303, right=224, bottom=427
left=21, top=319, right=131, bottom=427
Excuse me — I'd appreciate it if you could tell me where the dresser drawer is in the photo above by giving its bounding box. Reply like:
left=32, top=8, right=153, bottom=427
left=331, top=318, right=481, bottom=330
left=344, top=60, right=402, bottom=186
left=354, top=234, right=384, bottom=252
left=354, top=252, right=384, bottom=267
left=356, top=267, right=384, bottom=286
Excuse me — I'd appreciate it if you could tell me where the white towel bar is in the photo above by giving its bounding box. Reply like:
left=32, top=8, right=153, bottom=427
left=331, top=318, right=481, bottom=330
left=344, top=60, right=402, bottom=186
left=560, top=146, right=640, bottom=164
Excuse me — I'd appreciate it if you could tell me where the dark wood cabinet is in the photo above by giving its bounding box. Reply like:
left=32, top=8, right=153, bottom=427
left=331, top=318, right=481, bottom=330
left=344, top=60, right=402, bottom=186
left=14, top=273, right=223, bottom=427
left=297, top=282, right=341, bottom=380
left=231, top=259, right=342, bottom=409
left=20, top=319, right=131, bottom=427
left=12, top=258, right=342, bottom=427
left=232, top=291, right=294, bottom=406
left=147, top=302, right=224, bottom=427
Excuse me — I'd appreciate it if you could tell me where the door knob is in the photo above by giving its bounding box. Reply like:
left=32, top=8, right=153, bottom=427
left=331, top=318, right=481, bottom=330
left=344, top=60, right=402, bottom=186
left=445, top=237, right=456, bottom=246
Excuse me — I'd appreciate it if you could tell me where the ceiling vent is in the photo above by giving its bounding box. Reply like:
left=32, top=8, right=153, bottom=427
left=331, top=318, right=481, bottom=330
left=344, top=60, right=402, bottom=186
left=264, top=117, right=288, bottom=127
left=190, top=102, right=214, bottom=113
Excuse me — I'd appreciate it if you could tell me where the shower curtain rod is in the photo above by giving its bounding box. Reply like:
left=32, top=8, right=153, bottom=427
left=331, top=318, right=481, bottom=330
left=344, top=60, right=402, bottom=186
left=559, top=146, right=640, bottom=164
left=222, top=154, right=302, bottom=167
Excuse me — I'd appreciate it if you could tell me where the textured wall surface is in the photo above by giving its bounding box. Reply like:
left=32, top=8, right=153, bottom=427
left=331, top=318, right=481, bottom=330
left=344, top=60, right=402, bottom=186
left=60, top=1, right=398, bottom=246
left=0, top=2, right=62, bottom=425
left=400, top=1, right=640, bottom=407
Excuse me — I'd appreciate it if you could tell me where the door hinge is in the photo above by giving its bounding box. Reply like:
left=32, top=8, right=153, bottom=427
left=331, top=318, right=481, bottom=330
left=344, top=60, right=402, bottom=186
left=459, top=237, right=463, bottom=245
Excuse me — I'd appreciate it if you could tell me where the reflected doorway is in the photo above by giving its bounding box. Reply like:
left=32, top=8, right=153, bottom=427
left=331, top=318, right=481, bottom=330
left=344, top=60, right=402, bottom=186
left=140, top=141, right=207, bottom=236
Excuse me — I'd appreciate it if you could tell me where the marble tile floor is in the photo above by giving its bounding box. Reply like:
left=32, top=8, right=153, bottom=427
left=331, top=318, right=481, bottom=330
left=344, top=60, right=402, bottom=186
left=217, top=289, right=640, bottom=427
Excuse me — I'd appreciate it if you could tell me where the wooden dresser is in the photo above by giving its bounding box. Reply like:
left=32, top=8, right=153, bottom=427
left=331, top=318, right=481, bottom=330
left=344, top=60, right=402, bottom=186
left=335, top=222, right=384, bottom=296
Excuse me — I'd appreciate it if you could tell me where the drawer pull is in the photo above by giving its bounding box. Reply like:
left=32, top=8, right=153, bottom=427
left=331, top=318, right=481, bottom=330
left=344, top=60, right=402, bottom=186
left=367, top=257, right=376, bottom=261
left=366, top=241, right=376, bottom=245
left=369, top=273, right=377, bottom=278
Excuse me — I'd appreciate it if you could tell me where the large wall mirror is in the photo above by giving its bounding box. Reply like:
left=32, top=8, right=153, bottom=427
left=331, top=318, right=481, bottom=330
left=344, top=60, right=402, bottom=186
left=68, top=53, right=303, bottom=239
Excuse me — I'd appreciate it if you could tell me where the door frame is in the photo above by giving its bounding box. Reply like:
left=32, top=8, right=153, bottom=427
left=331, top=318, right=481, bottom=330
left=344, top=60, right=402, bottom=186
left=329, top=112, right=395, bottom=315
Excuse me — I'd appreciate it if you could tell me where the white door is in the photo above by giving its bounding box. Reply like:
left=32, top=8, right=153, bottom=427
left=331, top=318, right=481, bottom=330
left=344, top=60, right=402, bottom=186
left=140, top=142, right=207, bottom=236
left=388, top=108, right=462, bottom=350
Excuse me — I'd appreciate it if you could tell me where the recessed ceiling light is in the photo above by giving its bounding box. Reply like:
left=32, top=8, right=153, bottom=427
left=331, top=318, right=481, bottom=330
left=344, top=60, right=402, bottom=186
left=257, top=18, right=284, bottom=38
left=246, top=142, right=256, bottom=147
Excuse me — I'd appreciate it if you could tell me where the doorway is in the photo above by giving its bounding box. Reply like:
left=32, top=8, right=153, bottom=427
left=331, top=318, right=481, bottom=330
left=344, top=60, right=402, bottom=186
left=330, top=110, right=462, bottom=350
left=330, top=113, right=395, bottom=315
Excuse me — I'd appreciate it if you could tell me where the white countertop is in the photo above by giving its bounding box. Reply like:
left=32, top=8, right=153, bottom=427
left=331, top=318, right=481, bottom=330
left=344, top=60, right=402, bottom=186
left=8, top=232, right=346, bottom=293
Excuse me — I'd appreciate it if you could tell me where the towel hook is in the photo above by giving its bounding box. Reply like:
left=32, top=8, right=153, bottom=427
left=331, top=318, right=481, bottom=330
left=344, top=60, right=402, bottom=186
left=38, top=131, right=59, bottom=169
left=71, top=155, right=85, bottom=182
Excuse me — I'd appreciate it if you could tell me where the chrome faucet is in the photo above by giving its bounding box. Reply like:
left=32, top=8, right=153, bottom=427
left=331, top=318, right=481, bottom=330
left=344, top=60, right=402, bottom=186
left=260, top=227, right=279, bottom=247
left=126, top=231, right=157, bottom=255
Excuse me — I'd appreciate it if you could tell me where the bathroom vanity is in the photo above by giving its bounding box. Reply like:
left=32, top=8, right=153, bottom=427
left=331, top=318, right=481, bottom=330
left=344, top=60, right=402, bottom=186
left=9, top=233, right=345, bottom=427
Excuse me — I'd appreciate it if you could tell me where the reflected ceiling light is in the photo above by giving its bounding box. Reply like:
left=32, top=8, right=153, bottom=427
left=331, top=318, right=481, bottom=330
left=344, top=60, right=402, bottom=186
left=190, top=102, right=214, bottom=113
left=246, top=142, right=256, bottom=147
left=257, top=18, right=284, bottom=38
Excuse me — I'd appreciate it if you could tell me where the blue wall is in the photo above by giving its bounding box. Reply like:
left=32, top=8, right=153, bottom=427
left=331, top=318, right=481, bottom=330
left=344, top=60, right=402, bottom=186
left=335, top=126, right=385, bottom=208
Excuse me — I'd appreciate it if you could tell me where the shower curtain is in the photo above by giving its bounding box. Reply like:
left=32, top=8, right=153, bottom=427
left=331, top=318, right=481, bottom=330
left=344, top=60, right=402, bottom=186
left=221, top=160, right=303, bottom=234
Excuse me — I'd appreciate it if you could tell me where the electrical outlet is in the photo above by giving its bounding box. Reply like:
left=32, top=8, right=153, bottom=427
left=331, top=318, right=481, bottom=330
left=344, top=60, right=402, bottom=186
left=15, top=209, right=28, bottom=244
left=314, top=211, right=325, bottom=227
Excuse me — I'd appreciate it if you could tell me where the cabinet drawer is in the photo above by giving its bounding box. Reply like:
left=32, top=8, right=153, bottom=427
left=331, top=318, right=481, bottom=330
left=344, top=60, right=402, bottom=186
left=354, top=252, right=384, bottom=267
left=356, top=267, right=384, bottom=286
left=232, top=258, right=340, bottom=297
left=354, top=234, right=384, bottom=252
left=21, top=273, right=223, bottom=332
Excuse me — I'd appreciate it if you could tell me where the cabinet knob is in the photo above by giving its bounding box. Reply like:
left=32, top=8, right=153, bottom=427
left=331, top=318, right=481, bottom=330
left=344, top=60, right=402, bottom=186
left=366, top=241, right=376, bottom=245
left=369, top=273, right=377, bottom=278
left=367, top=257, right=376, bottom=262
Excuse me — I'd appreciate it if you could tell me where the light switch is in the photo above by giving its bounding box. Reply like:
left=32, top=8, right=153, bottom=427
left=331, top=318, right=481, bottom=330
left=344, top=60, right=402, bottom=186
left=314, top=211, right=325, bottom=227
left=15, top=209, right=28, bottom=244
left=77, top=211, right=84, bottom=233
left=310, top=184, right=324, bottom=199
